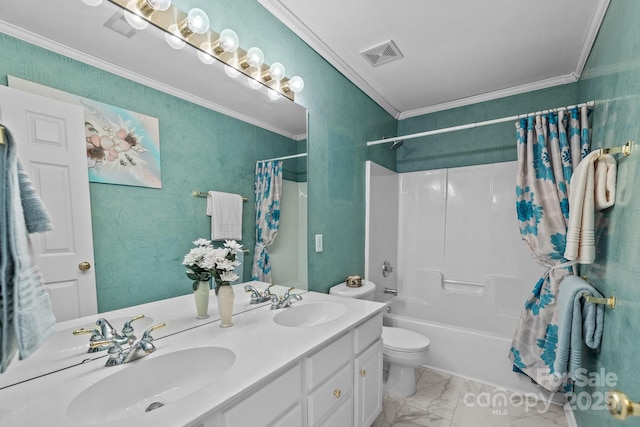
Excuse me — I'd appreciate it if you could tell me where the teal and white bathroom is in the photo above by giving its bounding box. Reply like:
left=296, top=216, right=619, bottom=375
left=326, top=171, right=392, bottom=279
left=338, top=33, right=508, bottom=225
left=1, top=1, right=639, bottom=426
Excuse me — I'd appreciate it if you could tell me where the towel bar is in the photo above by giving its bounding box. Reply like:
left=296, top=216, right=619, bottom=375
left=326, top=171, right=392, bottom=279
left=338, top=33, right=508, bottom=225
left=583, top=293, right=616, bottom=309
left=192, top=191, right=247, bottom=201
left=598, top=141, right=633, bottom=157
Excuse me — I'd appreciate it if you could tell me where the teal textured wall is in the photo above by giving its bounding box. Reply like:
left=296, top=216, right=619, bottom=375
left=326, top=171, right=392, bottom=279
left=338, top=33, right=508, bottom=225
left=396, top=84, right=579, bottom=172
left=574, top=0, right=640, bottom=425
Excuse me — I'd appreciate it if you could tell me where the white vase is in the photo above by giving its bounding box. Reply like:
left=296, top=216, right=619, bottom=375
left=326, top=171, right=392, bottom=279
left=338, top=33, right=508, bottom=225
left=194, top=281, right=210, bottom=319
left=217, top=284, right=235, bottom=328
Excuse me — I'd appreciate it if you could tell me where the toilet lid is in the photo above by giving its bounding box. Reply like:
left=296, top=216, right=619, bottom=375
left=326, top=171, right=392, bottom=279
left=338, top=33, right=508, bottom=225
left=382, top=326, right=430, bottom=352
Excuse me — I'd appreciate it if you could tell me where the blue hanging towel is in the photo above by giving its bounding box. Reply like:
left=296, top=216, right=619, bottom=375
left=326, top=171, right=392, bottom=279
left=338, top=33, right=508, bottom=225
left=553, top=275, right=605, bottom=379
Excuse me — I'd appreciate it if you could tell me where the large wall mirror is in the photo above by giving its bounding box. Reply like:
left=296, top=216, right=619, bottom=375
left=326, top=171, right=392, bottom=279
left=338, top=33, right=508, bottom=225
left=0, top=0, right=308, bottom=319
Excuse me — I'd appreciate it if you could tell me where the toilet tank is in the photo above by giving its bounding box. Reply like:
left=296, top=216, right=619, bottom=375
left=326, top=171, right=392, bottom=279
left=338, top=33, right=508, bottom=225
left=329, top=280, right=376, bottom=300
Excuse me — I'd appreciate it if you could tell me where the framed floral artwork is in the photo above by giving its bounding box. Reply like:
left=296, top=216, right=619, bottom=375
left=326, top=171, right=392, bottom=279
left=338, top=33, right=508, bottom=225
left=8, top=76, right=162, bottom=189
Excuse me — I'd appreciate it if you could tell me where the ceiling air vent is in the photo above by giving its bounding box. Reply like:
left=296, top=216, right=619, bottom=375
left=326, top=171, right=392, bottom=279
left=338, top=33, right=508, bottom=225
left=104, top=11, right=139, bottom=39
left=360, top=40, right=403, bottom=67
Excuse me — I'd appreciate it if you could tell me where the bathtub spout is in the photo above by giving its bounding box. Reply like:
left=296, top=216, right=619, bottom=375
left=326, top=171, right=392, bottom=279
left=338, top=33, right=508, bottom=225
left=384, top=288, right=398, bottom=296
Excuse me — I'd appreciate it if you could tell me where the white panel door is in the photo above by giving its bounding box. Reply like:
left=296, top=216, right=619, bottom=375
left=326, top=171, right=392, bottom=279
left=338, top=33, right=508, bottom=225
left=0, top=85, right=97, bottom=321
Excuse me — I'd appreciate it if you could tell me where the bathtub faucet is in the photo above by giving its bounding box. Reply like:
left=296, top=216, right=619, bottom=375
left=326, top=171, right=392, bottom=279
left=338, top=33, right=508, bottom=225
left=384, top=287, right=398, bottom=296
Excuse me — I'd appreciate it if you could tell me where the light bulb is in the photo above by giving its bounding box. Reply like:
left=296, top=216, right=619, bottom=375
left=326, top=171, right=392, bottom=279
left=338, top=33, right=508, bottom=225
left=248, top=75, right=263, bottom=90
left=144, top=0, right=171, bottom=11
left=218, top=29, right=239, bottom=53
left=287, top=76, right=304, bottom=93
left=124, top=10, right=149, bottom=30
left=268, top=89, right=281, bottom=101
left=197, top=49, right=215, bottom=64
left=186, top=8, right=210, bottom=34
left=245, top=47, right=264, bottom=69
left=165, top=32, right=185, bottom=49
left=224, top=65, right=240, bottom=78
left=82, top=0, right=103, bottom=6
left=267, top=62, right=286, bottom=81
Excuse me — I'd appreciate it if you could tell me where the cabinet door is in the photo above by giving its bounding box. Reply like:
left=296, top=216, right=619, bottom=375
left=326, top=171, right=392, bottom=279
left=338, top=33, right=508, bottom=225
left=354, top=339, right=383, bottom=427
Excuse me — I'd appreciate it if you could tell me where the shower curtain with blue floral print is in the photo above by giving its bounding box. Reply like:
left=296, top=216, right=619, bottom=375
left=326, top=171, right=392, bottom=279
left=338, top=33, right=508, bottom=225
left=251, top=160, right=282, bottom=282
left=509, top=106, right=591, bottom=392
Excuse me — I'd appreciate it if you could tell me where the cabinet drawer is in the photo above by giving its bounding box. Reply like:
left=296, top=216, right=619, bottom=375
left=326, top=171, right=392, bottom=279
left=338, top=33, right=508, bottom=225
left=353, top=313, right=383, bottom=355
left=223, top=363, right=301, bottom=427
left=307, top=363, right=353, bottom=426
left=315, top=396, right=353, bottom=427
left=304, top=333, right=351, bottom=389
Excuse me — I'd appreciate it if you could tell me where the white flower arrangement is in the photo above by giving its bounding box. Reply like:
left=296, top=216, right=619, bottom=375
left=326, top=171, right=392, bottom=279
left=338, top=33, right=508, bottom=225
left=183, top=239, right=243, bottom=294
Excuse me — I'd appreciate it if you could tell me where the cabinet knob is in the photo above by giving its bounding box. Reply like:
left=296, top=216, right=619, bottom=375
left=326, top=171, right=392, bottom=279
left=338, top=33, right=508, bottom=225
left=333, top=389, right=342, bottom=399
left=360, top=369, right=367, bottom=377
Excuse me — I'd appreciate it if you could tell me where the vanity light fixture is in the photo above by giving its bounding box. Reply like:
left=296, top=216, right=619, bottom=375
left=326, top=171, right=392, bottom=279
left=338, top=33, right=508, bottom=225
left=198, top=29, right=239, bottom=65
left=282, top=76, right=305, bottom=94
left=240, top=47, right=265, bottom=70
left=85, top=0, right=304, bottom=100
left=178, top=8, right=210, bottom=38
left=211, top=29, right=240, bottom=55
left=262, top=62, right=286, bottom=82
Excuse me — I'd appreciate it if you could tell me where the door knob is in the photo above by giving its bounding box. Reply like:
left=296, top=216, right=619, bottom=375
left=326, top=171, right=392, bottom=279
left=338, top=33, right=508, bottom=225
left=78, top=261, right=92, bottom=271
left=607, top=390, right=640, bottom=420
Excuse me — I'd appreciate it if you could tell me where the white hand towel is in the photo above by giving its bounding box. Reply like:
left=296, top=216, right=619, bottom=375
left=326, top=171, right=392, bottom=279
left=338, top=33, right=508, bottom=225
left=564, top=150, right=598, bottom=264
left=564, top=151, right=618, bottom=264
left=206, top=191, right=243, bottom=241
left=594, top=154, right=617, bottom=210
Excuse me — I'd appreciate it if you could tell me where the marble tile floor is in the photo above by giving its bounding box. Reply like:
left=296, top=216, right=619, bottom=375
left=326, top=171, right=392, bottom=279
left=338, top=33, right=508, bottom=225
left=373, top=367, right=568, bottom=427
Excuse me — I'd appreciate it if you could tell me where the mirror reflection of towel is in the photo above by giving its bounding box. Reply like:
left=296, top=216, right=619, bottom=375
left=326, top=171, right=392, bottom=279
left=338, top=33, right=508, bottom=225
left=206, top=191, right=242, bottom=241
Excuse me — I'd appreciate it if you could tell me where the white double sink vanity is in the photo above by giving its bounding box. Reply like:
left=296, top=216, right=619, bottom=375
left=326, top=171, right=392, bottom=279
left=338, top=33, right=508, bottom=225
left=0, top=282, right=385, bottom=427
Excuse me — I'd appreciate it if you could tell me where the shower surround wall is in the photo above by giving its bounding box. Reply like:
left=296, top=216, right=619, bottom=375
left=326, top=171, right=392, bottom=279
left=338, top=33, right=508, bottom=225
left=366, top=160, right=547, bottom=392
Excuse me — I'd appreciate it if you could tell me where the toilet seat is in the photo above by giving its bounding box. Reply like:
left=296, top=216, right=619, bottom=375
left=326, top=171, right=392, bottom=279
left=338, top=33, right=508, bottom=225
left=382, top=326, right=430, bottom=352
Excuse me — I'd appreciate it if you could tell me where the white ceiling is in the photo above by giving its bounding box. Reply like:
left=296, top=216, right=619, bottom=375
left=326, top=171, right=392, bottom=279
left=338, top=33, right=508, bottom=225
left=0, top=0, right=307, bottom=139
left=258, top=0, right=610, bottom=119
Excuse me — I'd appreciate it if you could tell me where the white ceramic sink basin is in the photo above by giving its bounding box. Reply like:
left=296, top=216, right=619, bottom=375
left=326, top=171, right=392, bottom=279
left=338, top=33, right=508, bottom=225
left=273, top=302, right=348, bottom=327
left=66, top=346, right=235, bottom=424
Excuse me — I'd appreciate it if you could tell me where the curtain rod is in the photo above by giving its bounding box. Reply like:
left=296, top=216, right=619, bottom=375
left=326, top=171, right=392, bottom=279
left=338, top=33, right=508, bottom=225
left=258, top=153, right=307, bottom=162
left=367, top=100, right=595, bottom=147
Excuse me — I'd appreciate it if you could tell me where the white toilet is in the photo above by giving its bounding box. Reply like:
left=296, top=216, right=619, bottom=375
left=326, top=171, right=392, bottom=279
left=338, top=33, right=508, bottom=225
left=329, top=280, right=430, bottom=397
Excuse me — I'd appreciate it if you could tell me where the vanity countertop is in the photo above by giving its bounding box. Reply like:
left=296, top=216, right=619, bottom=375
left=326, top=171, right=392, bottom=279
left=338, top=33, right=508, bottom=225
left=0, top=286, right=385, bottom=427
left=0, top=281, right=277, bottom=388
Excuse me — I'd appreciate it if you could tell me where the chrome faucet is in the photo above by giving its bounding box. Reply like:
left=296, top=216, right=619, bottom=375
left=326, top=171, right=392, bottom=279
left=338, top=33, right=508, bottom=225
left=270, top=287, right=302, bottom=309
left=90, top=323, right=166, bottom=367
left=73, top=314, right=145, bottom=353
left=384, top=287, right=398, bottom=296
left=244, top=284, right=273, bottom=304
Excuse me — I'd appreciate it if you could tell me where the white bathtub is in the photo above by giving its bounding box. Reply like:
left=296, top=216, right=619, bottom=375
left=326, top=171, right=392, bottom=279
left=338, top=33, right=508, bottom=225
left=383, top=296, right=555, bottom=399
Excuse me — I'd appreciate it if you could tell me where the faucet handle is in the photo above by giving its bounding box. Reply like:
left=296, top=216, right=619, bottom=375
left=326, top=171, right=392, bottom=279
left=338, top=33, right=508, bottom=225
left=90, top=338, right=126, bottom=366
left=141, top=323, right=166, bottom=341
left=95, top=318, right=120, bottom=340
left=72, top=327, right=100, bottom=338
left=263, top=284, right=276, bottom=297
left=122, top=314, right=145, bottom=338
